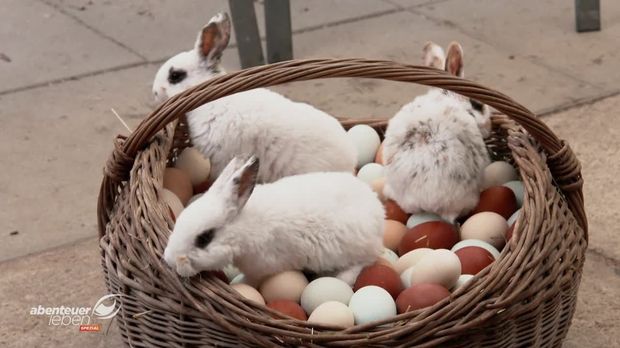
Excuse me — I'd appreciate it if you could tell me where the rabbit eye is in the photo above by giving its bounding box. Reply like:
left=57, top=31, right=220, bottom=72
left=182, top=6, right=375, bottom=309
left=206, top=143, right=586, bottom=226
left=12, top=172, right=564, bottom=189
left=168, top=67, right=187, bottom=85
left=470, top=99, right=484, bottom=112
left=195, top=229, right=215, bottom=248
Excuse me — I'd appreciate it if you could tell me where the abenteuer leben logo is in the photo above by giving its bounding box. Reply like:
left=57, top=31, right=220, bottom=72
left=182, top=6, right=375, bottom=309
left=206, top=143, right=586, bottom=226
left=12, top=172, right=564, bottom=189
left=30, top=294, right=122, bottom=332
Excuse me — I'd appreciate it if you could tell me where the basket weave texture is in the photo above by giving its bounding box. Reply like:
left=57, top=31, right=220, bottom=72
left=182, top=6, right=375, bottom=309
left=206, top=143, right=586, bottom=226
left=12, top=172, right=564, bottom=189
left=97, top=59, right=588, bottom=347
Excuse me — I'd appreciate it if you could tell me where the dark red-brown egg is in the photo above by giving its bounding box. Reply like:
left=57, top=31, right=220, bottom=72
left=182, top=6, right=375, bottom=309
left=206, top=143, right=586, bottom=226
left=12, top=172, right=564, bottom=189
left=395, top=283, right=451, bottom=313
left=163, top=167, right=193, bottom=206
left=398, top=221, right=459, bottom=256
left=354, top=264, right=404, bottom=299
left=384, top=200, right=409, bottom=224
left=454, top=246, right=495, bottom=275
left=472, top=186, right=518, bottom=220
left=267, top=300, right=308, bottom=321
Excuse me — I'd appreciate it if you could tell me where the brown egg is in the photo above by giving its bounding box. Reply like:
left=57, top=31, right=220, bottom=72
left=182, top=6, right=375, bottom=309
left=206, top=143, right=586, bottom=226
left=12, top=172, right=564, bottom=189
left=354, top=264, right=403, bottom=299
left=267, top=300, right=308, bottom=321
left=384, top=200, right=409, bottom=224
left=375, top=142, right=385, bottom=164
left=396, top=283, right=451, bottom=313
left=371, top=177, right=387, bottom=202
left=454, top=246, right=495, bottom=275
left=193, top=179, right=212, bottom=194
left=398, top=221, right=458, bottom=256
left=472, top=186, right=518, bottom=220
left=383, top=220, right=407, bottom=251
left=207, top=270, right=228, bottom=283
left=163, top=168, right=193, bottom=206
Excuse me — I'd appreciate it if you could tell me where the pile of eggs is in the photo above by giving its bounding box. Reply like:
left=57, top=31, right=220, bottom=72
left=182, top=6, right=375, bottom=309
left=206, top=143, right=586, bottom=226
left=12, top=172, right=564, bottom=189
left=161, top=125, right=524, bottom=328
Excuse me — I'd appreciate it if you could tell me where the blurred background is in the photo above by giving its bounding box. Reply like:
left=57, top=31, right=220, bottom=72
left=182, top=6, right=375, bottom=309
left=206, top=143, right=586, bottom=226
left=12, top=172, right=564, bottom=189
left=0, top=0, right=618, bottom=347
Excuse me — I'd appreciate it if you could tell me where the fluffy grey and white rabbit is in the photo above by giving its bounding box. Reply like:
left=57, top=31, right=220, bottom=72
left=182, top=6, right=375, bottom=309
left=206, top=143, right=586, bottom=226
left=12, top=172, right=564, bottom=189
left=163, top=156, right=385, bottom=285
left=382, top=42, right=492, bottom=222
left=152, top=13, right=356, bottom=183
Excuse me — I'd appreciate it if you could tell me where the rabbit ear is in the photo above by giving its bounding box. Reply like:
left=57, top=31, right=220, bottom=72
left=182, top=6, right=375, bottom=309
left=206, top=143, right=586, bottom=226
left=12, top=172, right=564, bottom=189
left=422, top=41, right=445, bottom=69
left=445, top=42, right=464, bottom=77
left=212, top=156, right=260, bottom=216
left=195, top=12, right=231, bottom=66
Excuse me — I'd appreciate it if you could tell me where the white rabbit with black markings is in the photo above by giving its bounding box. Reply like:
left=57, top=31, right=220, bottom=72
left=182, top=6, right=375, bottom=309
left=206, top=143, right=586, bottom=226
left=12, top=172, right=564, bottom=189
left=382, top=42, right=492, bottom=223
left=153, top=13, right=356, bottom=183
left=163, top=156, right=385, bottom=285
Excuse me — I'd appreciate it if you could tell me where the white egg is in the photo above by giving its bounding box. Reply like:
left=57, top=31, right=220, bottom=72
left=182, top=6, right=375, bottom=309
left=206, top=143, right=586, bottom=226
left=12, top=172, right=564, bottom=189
left=406, top=213, right=443, bottom=229
left=307, top=301, right=355, bottom=328
left=503, top=180, right=524, bottom=207
left=460, top=212, right=508, bottom=249
left=482, top=161, right=518, bottom=189
left=357, top=163, right=385, bottom=185
left=452, top=274, right=475, bottom=291
left=300, top=277, right=354, bottom=314
left=394, top=248, right=433, bottom=274
left=451, top=239, right=501, bottom=260
left=507, top=209, right=521, bottom=227
left=347, top=125, right=381, bottom=168
left=404, top=249, right=461, bottom=288
left=348, top=286, right=396, bottom=325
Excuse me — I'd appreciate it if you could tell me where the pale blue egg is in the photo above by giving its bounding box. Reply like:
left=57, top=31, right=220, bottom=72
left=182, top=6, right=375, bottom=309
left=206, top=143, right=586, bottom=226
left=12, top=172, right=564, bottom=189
left=406, top=213, right=443, bottom=229
left=507, top=209, right=521, bottom=227
left=348, top=286, right=396, bottom=325
left=503, top=181, right=524, bottom=207
left=347, top=125, right=381, bottom=168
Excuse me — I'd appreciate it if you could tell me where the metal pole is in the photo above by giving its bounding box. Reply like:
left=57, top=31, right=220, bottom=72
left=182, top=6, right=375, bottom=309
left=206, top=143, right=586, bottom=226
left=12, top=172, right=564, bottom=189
left=228, top=0, right=265, bottom=67
left=575, top=0, right=601, bottom=32
left=265, top=0, right=293, bottom=63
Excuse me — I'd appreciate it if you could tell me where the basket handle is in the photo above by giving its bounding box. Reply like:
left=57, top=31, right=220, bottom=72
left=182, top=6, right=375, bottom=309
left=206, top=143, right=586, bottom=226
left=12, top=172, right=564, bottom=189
left=97, top=58, right=586, bottom=235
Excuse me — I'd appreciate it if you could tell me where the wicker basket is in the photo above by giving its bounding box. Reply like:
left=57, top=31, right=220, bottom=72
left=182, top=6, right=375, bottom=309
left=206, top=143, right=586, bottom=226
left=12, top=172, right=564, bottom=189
left=97, top=59, right=588, bottom=347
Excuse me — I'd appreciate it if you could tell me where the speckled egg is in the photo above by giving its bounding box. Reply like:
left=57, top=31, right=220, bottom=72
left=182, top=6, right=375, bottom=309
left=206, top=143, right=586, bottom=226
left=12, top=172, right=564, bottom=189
left=371, top=177, right=387, bottom=202
left=347, top=125, right=381, bottom=168
left=461, top=212, right=508, bottom=249
left=348, top=286, right=397, bottom=324
left=300, top=277, right=354, bottom=314
left=308, top=301, right=355, bottom=328
left=259, top=271, right=308, bottom=303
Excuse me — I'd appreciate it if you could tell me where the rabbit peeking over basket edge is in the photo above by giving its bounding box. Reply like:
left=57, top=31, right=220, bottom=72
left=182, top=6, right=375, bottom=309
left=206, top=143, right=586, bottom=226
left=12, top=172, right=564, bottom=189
left=152, top=12, right=357, bottom=184
left=163, top=156, right=385, bottom=286
left=382, top=42, right=492, bottom=223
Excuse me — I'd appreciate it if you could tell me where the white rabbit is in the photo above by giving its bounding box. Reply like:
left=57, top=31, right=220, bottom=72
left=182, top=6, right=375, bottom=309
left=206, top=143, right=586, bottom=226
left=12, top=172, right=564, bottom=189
left=382, top=42, right=492, bottom=222
left=152, top=13, right=356, bottom=183
left=163, top=156, right=385, bottom=285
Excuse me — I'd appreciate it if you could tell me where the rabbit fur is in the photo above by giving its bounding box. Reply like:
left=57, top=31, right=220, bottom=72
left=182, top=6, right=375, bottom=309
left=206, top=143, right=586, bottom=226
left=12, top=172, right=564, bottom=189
left=382, top=42, right=492, bottom=222
left=163, top=156, right=385, bottom=285
left=152, top=13, right=356, bottom=183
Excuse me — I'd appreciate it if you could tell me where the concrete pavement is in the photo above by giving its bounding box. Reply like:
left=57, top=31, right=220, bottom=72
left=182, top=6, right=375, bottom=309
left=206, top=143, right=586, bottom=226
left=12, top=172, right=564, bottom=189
left=1, top=0, right=619, bottom=346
